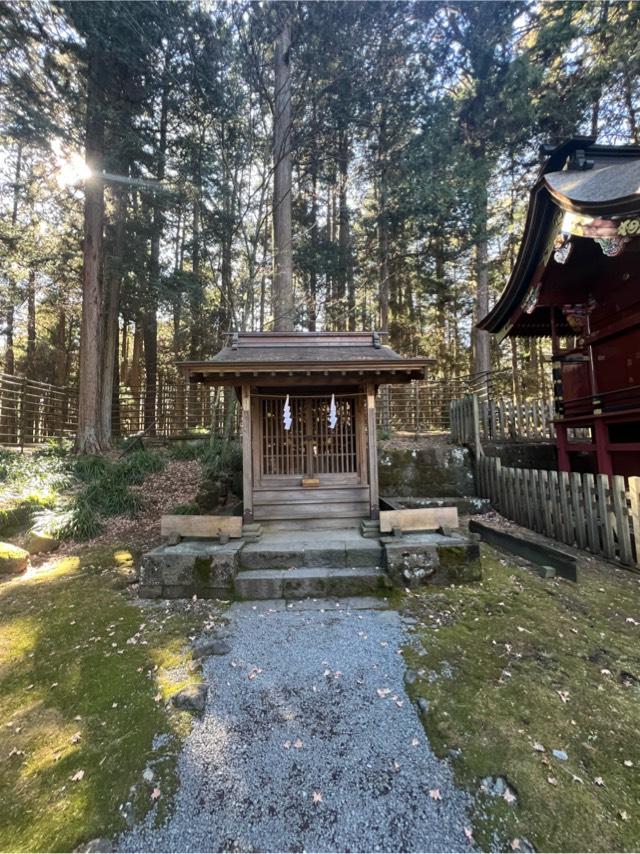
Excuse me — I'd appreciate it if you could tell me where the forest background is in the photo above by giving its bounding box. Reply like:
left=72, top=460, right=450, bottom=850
left=1, top=0, right=639, bottom=452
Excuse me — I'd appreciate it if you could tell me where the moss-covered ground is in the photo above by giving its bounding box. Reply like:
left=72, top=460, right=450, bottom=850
left=0, top=545, right=214, bottom=853
left=401, top=545, right=640, bottom=852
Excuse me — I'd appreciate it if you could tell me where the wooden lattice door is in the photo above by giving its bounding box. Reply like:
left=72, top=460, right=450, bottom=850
left=258, top=395, right=360, bottom=484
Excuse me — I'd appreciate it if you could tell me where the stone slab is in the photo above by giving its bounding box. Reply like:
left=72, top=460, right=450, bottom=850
left=383, top=532, right=482, bottom=588
left=139, top=539, right=244, bottom=598
left=235, top=566, right=387, bottom=601
left=235, top=570, right=284, bottom=600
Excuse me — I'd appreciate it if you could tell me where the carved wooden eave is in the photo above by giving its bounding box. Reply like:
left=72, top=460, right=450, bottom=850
left=478, top=138, right=640, bottom=339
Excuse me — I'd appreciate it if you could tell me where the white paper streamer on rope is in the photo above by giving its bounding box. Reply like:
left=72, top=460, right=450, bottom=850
left=283, top=394, right=292, bottom=431
left=329, top=393, right=337, bottom=429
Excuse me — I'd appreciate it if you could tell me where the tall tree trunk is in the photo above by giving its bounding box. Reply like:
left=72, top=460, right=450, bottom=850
left=129, top=320, right=143, bottom=432
left=75, top=40, right=106, bottom=454
left=144, top=64, right=169, bottom=435
left=337, top=128, right=354, bottom=331
left=25, top=270, right=35, bottom=375
left=54, top=309, right=67, bottom=387
left=99, top=181, right=126, bottom=445
left=472, top=176, right=490, bottom=384
left=142, top=310, right=157, bottom=432
left=377, top=116, right=389, bottom=334
left=272, top=13, right=294, bottom=330
left=308, top=125, right=318, bottom=332
left=623, top=65, right=639, bottom=143
left=3, top=143, right=22, bottom=377
left=259, top=217, right=268, bottom=331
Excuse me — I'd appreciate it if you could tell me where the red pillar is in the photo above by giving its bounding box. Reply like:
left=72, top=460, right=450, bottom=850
left=594, top=419, right=613, bottom=475
left=556, top=423, right=571, bottom=472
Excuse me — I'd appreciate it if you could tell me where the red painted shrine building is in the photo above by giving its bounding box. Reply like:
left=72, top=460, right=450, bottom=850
left=479, top=138, right=640, bottom=477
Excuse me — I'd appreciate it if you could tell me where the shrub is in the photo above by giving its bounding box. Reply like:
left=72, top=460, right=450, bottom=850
left=167, top=441, right=207, bottom=461
left=169, top=502, right=200, bottom=515
left=44, top=498, right=103, bottom=541
left=118, top=449, right=164, bottom=484
left=84, top=473, right=142, bottom=517
left=74, top=455, right=109, bottom=483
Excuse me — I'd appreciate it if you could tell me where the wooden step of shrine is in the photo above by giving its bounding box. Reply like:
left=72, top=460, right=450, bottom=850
left=234, top=566, right=389, bottom=601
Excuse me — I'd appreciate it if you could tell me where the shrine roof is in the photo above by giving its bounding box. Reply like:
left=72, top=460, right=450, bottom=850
left=179, top=332, right=430, bottom=386
left=478, top=138, right=640, bottom=338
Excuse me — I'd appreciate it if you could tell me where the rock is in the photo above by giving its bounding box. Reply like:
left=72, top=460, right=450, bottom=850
left=0, top=542, right=28, bottom=575
left=172, top=684, right=208, bottom=714
left=192, top=637, right=231, bottom=659
left=480, top=775, right=508, bottom=797
left=142, top=767, right=154, bottom=782
left=417, top=697, right=430, bottom=716
left=24, top=529, right=60, bottom=555
left=73, top=839, right=112, bottom=853
left=404, top=668, right=418, bottom=686
left=552, top=748, right=568, bottom=761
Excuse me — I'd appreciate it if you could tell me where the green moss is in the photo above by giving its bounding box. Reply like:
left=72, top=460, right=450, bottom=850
left=0, top=545, right=211, bottom=852
left=402, top=546, right=640, bottom=852
left=194, top=557, right=212, bottom=586
left=0, top=542, right=27, bottom=560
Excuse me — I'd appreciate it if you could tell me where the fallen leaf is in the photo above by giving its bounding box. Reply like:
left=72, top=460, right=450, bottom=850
left=531, top=741, right=545, bottom=752
left=429, top=788, right=442, bottom=801
left=151, top=787, right=161, bottom=801
left=464, top=827, right=474, bottom=844
left=547, top=776, right=558, bottom=786
left=504, top=789, right=517, bottom=804
left=594, top=777, right=604, bottom=786
left=70, top=770, right=84, bottom=782
left=283, top=740, right=291, bottom=749
left=312, top=791, right=323, bottom=803
left=154, top=693, right=162, bottom=703
left=70, top=731, right=82, bottom=744
left=377, top=688, right=391, bottom=698
left=619, top=810, right=629, bottom=822
left=557, top=690, right=570, bottom=703
left=293, top=738, right=303, bottom=749
left=624, top=760, right=633, bottom=767
left=248, top=667, right=262, bottom=680
left=511, top=840, right=521, bottom=851
left=411, top=738, right=420, bottom=747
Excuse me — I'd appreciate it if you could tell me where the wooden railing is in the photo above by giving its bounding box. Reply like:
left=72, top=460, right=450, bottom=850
left=450, top=394, right=555, bottom=445
left=477, top=455, right=640, bottom=568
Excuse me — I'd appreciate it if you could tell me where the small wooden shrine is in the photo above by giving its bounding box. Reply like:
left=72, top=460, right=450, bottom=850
left=479, top=137, right=640, bottom=477
left=180, top=332, right=428, bottom=527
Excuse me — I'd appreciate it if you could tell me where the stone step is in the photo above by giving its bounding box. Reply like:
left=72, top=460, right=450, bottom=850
left=234, top=566, right=389, bottom=600
left=239, top=532, right=383, bottom=571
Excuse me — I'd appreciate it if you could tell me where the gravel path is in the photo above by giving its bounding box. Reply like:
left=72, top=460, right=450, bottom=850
left=119, top=599, right=474, bottom=853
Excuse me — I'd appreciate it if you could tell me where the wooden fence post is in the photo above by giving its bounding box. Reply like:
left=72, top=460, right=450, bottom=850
left=628, top=477, right=640, bottom=566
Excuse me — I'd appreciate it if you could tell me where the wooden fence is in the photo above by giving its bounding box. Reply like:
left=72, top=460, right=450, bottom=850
left=0, top=372, right=237, bottom=447
left=451, top=394, right=555, bottom=445
left=477, top=455, right=640, bottom=569
left=0, top=373, right=78, bottom=446
left=1, top=369, right=542, bottom=448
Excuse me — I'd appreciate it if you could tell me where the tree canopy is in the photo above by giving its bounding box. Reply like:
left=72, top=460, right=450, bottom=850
left=0, top=0, right=638, bottom=449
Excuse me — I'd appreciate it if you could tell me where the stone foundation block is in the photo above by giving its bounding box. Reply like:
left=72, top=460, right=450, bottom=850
left=383, top=535, right=482, bottom=587
left=139, top=540, right=242, bottom=598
